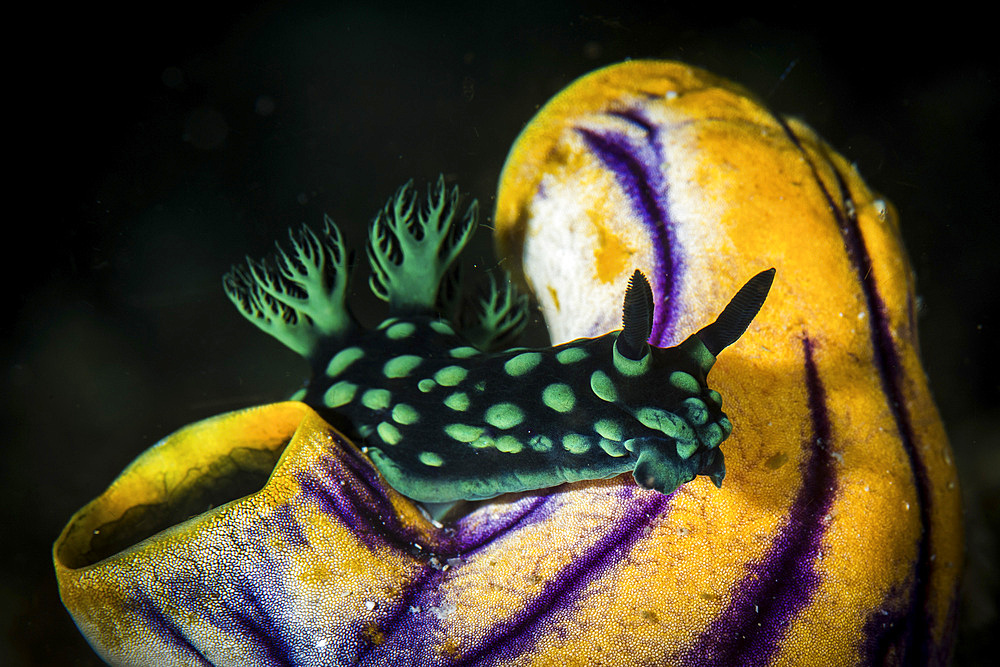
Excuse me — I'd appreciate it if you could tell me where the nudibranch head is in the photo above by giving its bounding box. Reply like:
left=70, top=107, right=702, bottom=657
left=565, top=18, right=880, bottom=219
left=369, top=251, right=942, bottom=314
left=222, top=177, right=772, bottom=501
left=609, top=267, right=775, bottom=494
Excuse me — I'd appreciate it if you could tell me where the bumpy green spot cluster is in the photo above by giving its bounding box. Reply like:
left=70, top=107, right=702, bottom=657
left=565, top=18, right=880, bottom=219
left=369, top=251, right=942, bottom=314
left=225, top=178, right=773, bottom=502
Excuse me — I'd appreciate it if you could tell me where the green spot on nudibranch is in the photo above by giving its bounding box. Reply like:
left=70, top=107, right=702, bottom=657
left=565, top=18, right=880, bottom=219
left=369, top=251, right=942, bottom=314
left=676, top=439, right=699, bottom=460
left=542, top=383, right=576, bottom=413
left=377, top=421, right=402, bottom=445
left=290, top=388, right=307, bottom=401
left=562, top=433, right=591, bottom=454
left=391, top=403, right=419, bottom=425
left=485, top=403, right=524, bottom=429
left=444, top=392, right=470, bottom=411
left=680, top=335, right=717, bottom=375
left=613, top=338, right=651, bottom=377
left=556, top=347, right=588, bottom=364
left=418, top=378, right=437, bottom=393
left=450, top=346, right=479, bottom=358
left=707, top=389, right=723, bottom=408
left=590, top=370, right=618, bottom=403
left=383, top=355, right=422, bottom=378
left=326, top=346, right=365, bottom=377
left=324, top=381, right=357, bottom=408
left=430, top=320, right=455, bottom=336
left=504, top=352, right=541, bottom=376
left=496, top=436, right=523, bottom=453
left=636, top=408, right=694, bottom=441
left=444, top=423, right=484, bottom=443
left=669, top=371, right=701, bottom=395
left=528, top=434, right=554, bottom=452
left=699, top=422, right=725, bottom=448
left=419, top=451, right=444, bottom=467
left=385, top=321, right=416, bottom=340
left=594, top=419, right=624, bottom=441
left=599, top=438, right=628, bottom=457
left=361, top=388, right=392, bottom=411
left=471, top=434, right=495, bottom=449
left=682, top=397, right=709, bottom=425
left=435, top=365, right=468, bottom=386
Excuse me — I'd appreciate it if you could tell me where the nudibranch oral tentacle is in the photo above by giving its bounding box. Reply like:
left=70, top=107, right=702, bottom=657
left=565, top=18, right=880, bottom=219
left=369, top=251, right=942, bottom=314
left=224, top=177, right=773, bottom=501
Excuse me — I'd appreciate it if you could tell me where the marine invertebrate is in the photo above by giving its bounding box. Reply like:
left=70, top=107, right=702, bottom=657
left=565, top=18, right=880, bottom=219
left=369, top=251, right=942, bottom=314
left=223, top=177, right=773, bottom=501
left=54, top=60, right=961, bottom=666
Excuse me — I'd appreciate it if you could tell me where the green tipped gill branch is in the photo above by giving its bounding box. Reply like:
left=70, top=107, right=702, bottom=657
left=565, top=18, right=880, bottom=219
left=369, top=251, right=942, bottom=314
left=462, top=272, right=530, bottom=351
left=223, top=216, right=355, bottom=360
left=367, top=175, right=477, bottom=313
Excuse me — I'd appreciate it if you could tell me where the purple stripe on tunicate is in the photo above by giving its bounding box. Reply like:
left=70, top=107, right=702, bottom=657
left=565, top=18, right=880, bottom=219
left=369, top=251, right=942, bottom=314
left=295, top=455, right=416, bottom=554
left=292, top=424, right=442, bottom=554
left=681, top=335, right=837, bottom=666
left=350, top=492, right=608, bottom=664
left=161, top=558, right=297, bottom=665
left=347, top=485, right=673, bottom=665
left=217, top=586, right=297, bottom=666
left=131, top=590, right=213, bottom=665
left=452, top=487, right=672, bottom=665
left=450, top=494, right=554, bottom=553
left=262, top=502, right=309, bottom=547
left=606, top=107, right=659, bottom=134
left=576, top=114, right=681, bottom=344
left=858, top=585, right=913, bottom=664
left=353, top=568, right=443, bottom=665
left=774, top=115, right=937, bottom=661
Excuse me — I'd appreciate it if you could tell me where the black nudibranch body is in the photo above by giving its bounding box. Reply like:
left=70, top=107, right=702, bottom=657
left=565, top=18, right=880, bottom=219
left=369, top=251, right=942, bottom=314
left=225, top=178, right=773, bottom=501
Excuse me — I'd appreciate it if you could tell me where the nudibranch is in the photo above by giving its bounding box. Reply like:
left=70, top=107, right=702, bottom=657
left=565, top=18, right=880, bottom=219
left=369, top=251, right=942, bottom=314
left=54, top=60, right=961, bottom=667
left=222, top=177, right=773, bottom=501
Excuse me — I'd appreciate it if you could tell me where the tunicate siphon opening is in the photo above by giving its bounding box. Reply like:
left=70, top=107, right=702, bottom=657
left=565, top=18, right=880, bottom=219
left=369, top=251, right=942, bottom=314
left=54, top=403, right=308, bottom=570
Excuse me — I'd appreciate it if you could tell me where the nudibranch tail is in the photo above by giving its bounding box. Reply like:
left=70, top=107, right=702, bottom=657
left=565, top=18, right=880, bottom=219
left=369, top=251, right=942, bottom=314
left=697, top=267, right=776, bottom=359
left=223, top=215, right=355, bottom=361
left=367, top=175, right=477, bottom=314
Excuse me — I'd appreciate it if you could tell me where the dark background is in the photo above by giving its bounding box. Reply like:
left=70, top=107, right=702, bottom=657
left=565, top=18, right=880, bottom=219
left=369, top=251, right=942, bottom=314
left=4, top=2, right=996, bottom=664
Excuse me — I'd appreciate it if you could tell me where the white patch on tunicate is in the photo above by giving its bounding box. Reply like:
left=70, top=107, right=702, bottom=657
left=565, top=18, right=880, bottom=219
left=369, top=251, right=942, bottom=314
left=429, top=600, right=457, bottom=620
left=873, top=199, right=888, bottom=222
left=523, top=152, right=654, bottom=343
